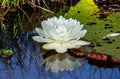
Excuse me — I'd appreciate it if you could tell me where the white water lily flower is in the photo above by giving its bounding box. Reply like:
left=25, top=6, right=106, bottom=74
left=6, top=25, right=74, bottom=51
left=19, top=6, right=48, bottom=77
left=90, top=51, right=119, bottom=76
left=33, top=16, right=90, bottom=53
left=42, top=54, right=83, bottom=72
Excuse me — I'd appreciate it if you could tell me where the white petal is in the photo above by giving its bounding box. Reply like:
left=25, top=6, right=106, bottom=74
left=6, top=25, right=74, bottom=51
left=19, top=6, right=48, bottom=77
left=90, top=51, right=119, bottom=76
left=35, top=28, right=44, bottom=36
left=32, top=36, right=53, bottom=42
left=41, top=22, right=53, bottom=38
left=68, top=27, right=86, bottom=40
left=43, top=42, right=79, bottom=53
left=35, top=28, right=51, bottom=39
left=42, top=43, right=68, bottom=53
left=43, top=40, right=90, bottom=53
left=76, top=30, right=87, bottom=40
left=71, top=40, right=90, bottom=46
left=59, top=16, right=65, bottom=20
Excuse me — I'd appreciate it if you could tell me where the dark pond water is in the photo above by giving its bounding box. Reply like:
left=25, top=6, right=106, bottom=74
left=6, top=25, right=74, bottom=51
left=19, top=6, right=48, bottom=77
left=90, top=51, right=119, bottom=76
left=0, top=29, right=120, bottom=79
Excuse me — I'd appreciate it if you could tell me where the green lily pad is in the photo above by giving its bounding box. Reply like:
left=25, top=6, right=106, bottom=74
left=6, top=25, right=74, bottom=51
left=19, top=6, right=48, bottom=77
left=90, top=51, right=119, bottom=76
left=65, top=0, right=120, bottom=59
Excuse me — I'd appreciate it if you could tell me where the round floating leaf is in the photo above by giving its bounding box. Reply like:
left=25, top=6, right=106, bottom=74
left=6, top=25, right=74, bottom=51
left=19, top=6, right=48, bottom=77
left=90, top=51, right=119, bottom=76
left=65, top=0, right=120, bottom=59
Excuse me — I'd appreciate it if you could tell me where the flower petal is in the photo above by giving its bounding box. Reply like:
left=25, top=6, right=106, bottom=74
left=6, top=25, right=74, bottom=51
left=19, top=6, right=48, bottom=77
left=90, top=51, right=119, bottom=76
left=35, top=27, right=52, bottom=39
left=71, top=40, right=91, bottom=46
left=32, top=36, right=53, bottom=42
left=43, top=43, right=68, bottom=53
left=42, top=40, right=90, bottom=53
left=76, top=30, right=87, bottom=40
left=35, top=28, right=44, bottom=36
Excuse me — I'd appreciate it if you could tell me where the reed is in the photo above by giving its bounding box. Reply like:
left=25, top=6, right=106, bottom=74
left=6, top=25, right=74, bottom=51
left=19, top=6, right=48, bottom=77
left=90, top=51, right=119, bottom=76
left=0, top=0, right=20, bottom=7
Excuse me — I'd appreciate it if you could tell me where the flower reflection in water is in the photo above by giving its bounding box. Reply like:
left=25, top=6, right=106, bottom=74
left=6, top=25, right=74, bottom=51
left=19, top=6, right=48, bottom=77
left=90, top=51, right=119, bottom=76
left=41, top=50, right=83, bottom=72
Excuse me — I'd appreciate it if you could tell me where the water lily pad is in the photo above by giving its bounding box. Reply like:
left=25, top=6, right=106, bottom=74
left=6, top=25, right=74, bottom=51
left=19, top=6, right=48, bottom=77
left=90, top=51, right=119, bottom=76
left=65, top=0, right=120, bottom=59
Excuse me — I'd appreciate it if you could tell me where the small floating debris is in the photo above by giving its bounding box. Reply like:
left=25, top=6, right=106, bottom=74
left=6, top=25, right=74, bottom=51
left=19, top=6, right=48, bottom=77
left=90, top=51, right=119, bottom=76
left=103, top=32, right=120, bottom=38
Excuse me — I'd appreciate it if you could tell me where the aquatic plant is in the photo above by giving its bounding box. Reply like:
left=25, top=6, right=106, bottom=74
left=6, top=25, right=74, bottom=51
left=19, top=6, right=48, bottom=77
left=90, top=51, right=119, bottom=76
left=32, top=16, right=90, bottom=53
left=0, top=49, right=13, bottom=58
left=32, top=16, right=90, bottom=72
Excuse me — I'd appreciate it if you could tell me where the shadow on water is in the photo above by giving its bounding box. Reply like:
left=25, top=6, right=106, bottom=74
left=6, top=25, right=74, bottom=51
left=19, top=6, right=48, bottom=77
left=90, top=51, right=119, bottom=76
left=0, top=27, right=120, bottom=79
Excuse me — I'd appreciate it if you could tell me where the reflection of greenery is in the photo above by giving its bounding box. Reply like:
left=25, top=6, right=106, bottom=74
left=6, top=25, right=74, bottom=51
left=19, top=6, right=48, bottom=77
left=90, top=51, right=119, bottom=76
left=65, top=0, right=120, bottom=59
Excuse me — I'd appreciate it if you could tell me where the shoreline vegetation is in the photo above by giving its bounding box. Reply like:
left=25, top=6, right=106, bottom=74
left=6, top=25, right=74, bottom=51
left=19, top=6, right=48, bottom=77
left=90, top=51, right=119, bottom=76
left=0, top=0, right=79, bottom=20
left=0, top=0, right=120, bottom=29
left=0, top=0, right=80, bottom=30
